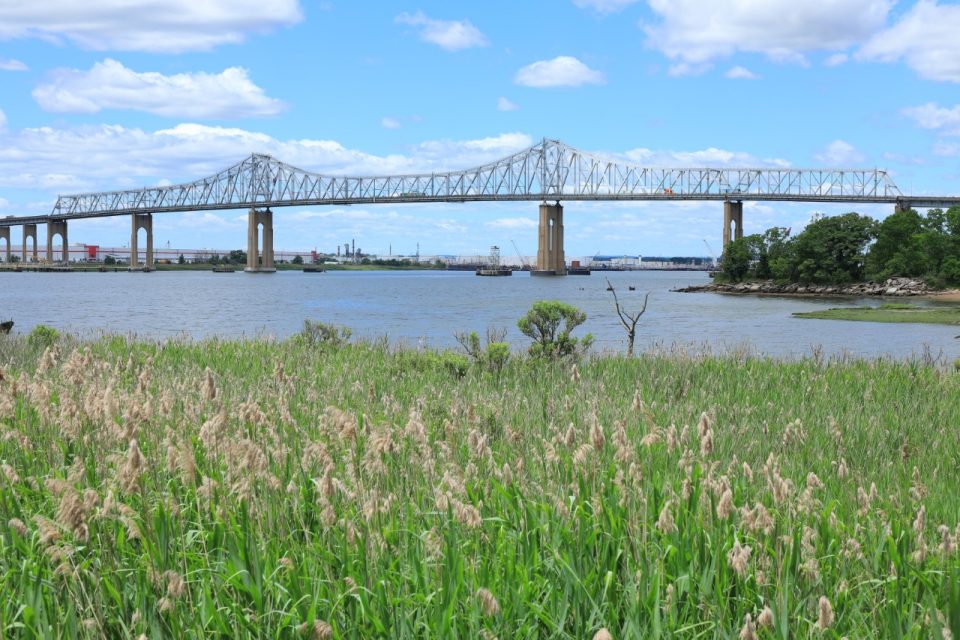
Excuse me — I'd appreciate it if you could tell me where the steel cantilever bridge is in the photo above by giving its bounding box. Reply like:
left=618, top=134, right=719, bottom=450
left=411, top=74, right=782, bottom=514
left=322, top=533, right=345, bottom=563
left=1, top=138, right=958, bottom=273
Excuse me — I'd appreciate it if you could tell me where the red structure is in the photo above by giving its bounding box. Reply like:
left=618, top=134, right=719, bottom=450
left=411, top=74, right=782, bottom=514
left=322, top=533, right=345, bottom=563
left=86, top=245, right=99, bottom=260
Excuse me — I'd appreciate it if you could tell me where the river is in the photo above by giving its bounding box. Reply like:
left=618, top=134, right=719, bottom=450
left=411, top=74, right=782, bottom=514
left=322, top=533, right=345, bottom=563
left=3, top=269, right=959, bottom=361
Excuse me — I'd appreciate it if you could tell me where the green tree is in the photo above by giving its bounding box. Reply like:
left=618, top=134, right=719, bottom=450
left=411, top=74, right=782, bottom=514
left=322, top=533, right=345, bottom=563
left=919, top=209, right=949, bottom=277
left=178, top=254, right=186, bottom=265
left=292, top=255, right=304, bottom=265
left=719, top=237, right=752, bottom=282
left=942, top=256, right=960, bottom=285
left=866, top=209, right=926, bottom=279
left=104, top=255, right=116, bottom=265
left=760, top=227, right=792, bottom=280
left=228, top=250, right=246, bottom=265
left=517, top=301, right=593, bottom=358
left=788, top=212, right=877, bottom=284
left=946, top=206, right=960, bottom=237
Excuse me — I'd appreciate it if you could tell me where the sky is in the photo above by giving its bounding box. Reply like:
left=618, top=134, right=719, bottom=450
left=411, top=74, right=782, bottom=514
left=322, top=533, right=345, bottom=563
left=1, top=0, right=959, bottom=259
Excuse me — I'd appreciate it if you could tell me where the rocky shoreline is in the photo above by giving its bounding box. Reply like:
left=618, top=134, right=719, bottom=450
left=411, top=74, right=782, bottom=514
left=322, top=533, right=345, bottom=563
left=673, top=277, right=938, bottom=297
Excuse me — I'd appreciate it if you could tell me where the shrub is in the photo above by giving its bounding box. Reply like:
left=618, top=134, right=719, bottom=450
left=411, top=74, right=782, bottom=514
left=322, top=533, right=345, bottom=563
left=517, top=300, right=593, bottom=359
left=296, top=320, right=351, bottom=348
left=27, top=324, right=59, bottom=350
left=455, top=330, right=511, bottom=373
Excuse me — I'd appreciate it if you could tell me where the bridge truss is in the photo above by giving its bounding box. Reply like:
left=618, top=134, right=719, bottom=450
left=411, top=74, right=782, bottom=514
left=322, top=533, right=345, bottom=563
left=4, top=137, right=951, bottom=227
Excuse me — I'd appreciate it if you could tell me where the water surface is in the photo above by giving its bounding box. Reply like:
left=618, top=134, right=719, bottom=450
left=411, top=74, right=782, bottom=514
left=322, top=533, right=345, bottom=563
left=3, top=270, right=958, bottom=360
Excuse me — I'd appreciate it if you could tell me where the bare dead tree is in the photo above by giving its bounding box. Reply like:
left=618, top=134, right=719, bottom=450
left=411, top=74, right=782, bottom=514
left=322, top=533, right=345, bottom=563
left=606, top=278, right=650, bottom=357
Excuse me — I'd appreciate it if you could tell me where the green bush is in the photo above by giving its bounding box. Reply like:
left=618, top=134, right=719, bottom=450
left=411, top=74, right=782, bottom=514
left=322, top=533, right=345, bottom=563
left=27, top=324, right=59, bottom=350
left=455, top=330, right=512, bottom=373
left=295, top=320, right=351, bottom=348
left=517, top=300, right=593, bottom=359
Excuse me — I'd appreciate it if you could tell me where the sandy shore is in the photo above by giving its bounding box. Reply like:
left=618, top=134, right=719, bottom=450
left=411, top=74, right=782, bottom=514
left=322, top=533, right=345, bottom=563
left=921, top=289, right=960, bottom=302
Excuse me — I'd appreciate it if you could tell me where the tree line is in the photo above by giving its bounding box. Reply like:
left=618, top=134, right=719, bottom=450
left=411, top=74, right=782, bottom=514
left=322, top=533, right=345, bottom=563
left=720, top=206, right=960, bottom=286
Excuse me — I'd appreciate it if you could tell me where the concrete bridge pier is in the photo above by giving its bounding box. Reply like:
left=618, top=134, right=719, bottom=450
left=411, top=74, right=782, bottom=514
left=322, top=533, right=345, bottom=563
left=130, top=213, right=154, bottom=271
left=532, top=202, right=566, bottom=276
left=46, top=220, right=68, bottom=263
left=22, top=224, right=38, bottom=263
left=895, top=200, right=913, bottom=213
left=0, top=227, right=9, bottom=263
left=722, top=200, right=744, bottom=248
left=245, top=208, right=276, bottom=273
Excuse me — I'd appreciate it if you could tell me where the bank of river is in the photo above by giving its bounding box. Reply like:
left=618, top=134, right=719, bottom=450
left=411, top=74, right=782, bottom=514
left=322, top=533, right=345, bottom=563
left=674, top=276, right=946, bottom=298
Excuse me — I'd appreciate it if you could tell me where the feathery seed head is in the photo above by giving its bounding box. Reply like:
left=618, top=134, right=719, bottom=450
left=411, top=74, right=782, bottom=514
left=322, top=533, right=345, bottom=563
left=656, top=501, right=677, bottom=535
left=816, top=596, right=834, bottom=631
left=727, top=540, right=752, bottom=577
left=8, top=518, right=27, bottom=537
left=757, top=606, right=774, bottom=628
left=476, top=588, right=500, bottom=617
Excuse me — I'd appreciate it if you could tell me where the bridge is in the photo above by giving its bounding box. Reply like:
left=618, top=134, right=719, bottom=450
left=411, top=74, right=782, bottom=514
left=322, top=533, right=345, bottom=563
left=1, top=138, right=958, bottom=273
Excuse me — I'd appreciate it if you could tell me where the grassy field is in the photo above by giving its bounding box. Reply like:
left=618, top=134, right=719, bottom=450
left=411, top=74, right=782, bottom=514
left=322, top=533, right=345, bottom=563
left=1, top=329, right=959, bottom=638
left=794, top=303, right=960, bottom=325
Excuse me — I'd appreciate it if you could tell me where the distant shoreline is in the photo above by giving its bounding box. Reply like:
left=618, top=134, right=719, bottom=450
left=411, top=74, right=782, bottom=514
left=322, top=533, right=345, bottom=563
left=673, top=277, right=959, bottom=300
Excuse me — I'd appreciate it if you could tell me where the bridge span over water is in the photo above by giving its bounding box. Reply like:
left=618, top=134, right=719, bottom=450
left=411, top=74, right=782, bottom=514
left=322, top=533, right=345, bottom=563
left=2, top=138, right=958, bottom=273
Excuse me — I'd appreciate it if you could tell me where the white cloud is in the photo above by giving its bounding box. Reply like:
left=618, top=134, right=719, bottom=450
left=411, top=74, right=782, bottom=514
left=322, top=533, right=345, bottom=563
left=644, top=0, right=891, bottom=65
left=724, top=65, right=759, bottom=80
left=497, top=97, right=519, bottom=112
left=0, top=58, right=27, bottom=71
left=0, top=109, right=6, bottom=131
left=858, top=1, right=960, bottom=82
left=486, top=217, right=537, bottom=229
left=814, top=140, right=866, bottom=166
left=824, top=53, right=849, bottom=67
left=0, top=1, right=302, bottom=53
left=514, top=56, right=605, bottom=88
left=619, top=146, right=790, bottom=168
left=32, top=59, right=284, bottom=119
left=668, top=62, right=711, bottom=77
left=572, top=0, right=638, bottom=14
left=409, top=133, right=533, bottom=168
left=903, top=103, right=960, bottom=136
left=381, top=117, right=401, bottom=129
left=933, top=141, right=959, bottom=157
left=395, top=11, right=487, bottom=51
left=0, top=122, right=533, bottom=195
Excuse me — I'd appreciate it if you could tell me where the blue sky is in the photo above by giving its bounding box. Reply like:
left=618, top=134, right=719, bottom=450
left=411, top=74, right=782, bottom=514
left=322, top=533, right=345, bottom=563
left=1, top=0, right=959, bottom=258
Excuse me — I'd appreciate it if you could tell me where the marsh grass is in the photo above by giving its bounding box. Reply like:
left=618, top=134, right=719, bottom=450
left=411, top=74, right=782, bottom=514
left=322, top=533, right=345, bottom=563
left=794, top=304, right=960, bottom=325
left=0, top=332, right=959, bottom=638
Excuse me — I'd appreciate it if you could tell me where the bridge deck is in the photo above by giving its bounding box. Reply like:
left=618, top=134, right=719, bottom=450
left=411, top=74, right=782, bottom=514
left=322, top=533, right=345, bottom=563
left=0, top=139, right=957, bottom=226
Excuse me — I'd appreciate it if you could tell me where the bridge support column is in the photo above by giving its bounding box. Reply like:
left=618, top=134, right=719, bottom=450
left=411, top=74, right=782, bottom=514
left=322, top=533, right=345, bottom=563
left=0, top=227, right=9, bottom=263
left=23, top=224, right=37, bottom=263
left=245, top=208, right=275, bottom=273
left=532, top=202, right=566, bottom=276
left=131, top=213, right=154, bottom=271
left=895, top=201, right=913, bottom=213
left=722, top=200, right=743, bottom=248
left=46, top=220, right=68, bottom=264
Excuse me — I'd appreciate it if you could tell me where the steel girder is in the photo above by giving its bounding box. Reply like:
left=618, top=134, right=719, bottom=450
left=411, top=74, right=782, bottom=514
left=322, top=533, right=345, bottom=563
left=0, top=138, right=928, bottom=226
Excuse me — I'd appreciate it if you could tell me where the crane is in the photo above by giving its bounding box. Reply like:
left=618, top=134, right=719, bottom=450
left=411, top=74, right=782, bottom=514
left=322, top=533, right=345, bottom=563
left=510, top=240, right=529, bottom=270
left=703, top=239, right=718, bottom=269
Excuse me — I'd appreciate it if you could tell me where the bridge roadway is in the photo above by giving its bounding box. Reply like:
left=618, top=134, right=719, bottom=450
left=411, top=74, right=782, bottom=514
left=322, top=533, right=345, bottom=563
left=1, top=138, right=959, bottom=274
